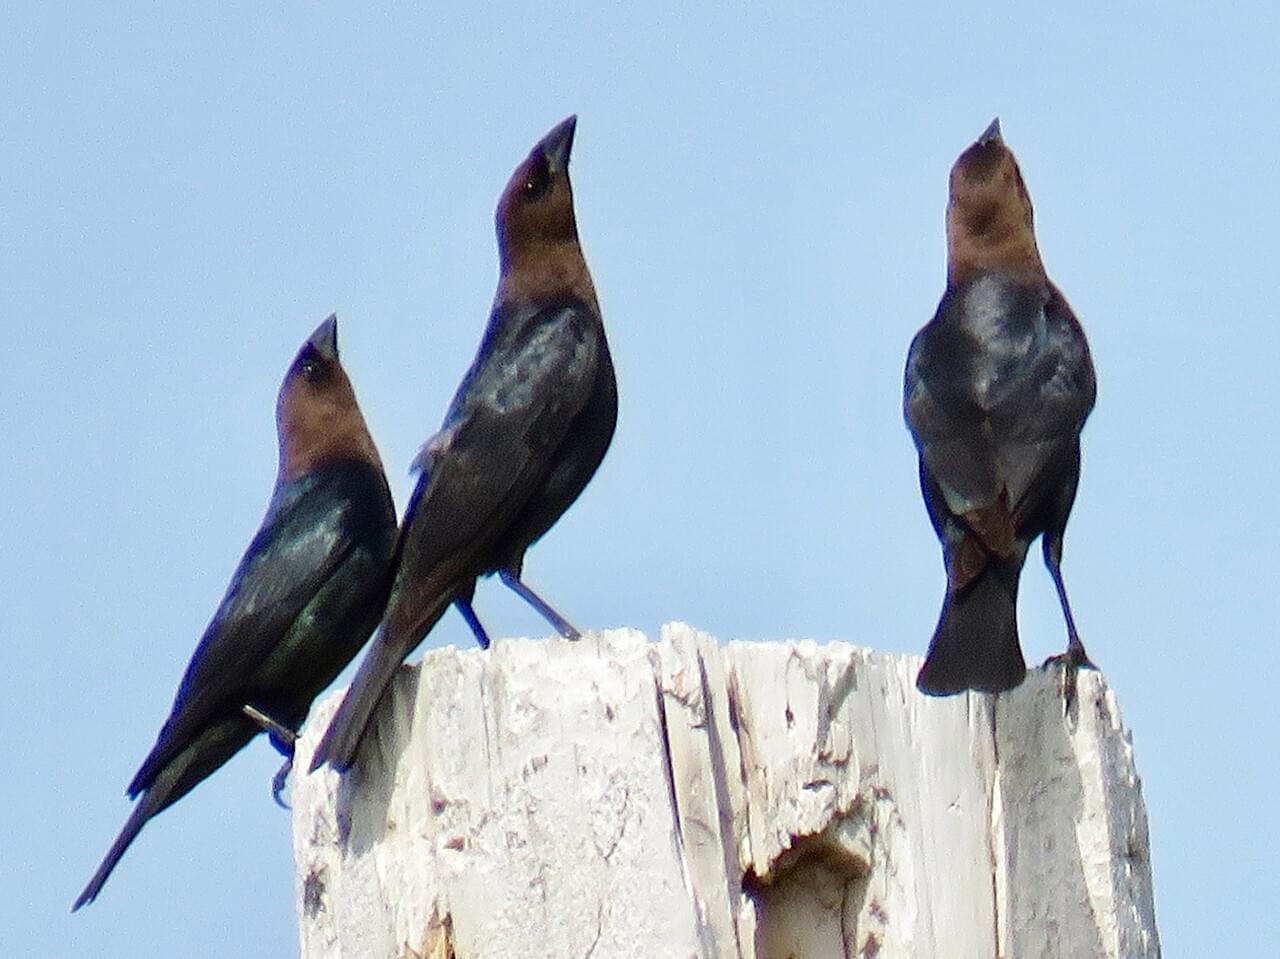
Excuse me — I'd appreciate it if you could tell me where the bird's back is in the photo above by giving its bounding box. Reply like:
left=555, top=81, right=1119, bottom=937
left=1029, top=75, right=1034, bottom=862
left=908, top=271, right=1094, bottom=521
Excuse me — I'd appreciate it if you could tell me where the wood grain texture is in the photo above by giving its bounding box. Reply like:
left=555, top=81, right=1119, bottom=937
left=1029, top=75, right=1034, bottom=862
left=292, top=625, right=1160, bottom=959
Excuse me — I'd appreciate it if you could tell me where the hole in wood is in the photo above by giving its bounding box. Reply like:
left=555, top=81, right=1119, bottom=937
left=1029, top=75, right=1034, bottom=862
left=744, top=820, right=872, bottom=959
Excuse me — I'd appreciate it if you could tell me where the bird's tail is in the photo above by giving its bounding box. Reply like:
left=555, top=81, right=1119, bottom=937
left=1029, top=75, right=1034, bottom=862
left=309, top=592, right=453, bottom=773
left=917, top=552, right=1026, bottom=695
left=71, top=747, right=205, bottom=911
left=72, top=794, right=155, bottom=911
left=73, top=719, right=253, bottom=910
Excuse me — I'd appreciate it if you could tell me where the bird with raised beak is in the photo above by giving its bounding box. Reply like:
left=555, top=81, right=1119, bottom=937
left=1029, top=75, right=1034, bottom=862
left=75, top=316, right=397, bottom=909
left=905, top=119, right=1097, bottom=701
left=311, top=115, right=616, bottom=773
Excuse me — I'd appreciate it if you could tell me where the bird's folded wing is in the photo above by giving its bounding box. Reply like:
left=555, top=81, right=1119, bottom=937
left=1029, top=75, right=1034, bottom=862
left=127, top=477, right=357, bottom=796
left=397, top=302, right=602, bottom=596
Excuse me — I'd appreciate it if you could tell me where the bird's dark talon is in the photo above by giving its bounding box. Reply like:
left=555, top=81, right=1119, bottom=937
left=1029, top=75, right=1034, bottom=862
left=271, top=756, right=293, bottom=810
left=1043, top=641, right=1096, bottom=714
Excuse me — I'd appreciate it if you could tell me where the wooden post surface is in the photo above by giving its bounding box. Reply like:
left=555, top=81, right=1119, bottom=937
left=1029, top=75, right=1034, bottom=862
left=292, top=624, right=1160, bottom=959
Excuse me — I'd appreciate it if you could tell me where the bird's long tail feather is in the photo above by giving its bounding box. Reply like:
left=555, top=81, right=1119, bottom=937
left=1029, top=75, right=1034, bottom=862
left=917, top=552, right=1026, bottom=695
left=309, top=595, right=452, bottom=773
left=72, top=794, right=155, bottom=911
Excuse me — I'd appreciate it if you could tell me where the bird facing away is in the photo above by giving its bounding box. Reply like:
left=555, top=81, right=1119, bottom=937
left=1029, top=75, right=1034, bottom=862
left=904, top=119, right=1097, bottom=697
left=310, top=114, right=617, bottom=773
left=73, top=316, right=397, bottom=909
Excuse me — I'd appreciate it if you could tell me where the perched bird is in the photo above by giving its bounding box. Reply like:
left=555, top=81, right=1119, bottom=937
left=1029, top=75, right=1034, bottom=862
left=310, top=114, right=616, bottom=773
left=74, top=316, right=397, bottom=909
left=905, top=119, right=1097, bottom=698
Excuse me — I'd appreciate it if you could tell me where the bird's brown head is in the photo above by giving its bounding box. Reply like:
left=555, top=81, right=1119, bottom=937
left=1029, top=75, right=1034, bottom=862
left=276, top=315, right=384, bottom=481
left=494, top=115, right=597, bottom=309
left=946, top=119, right=1046, bottom=286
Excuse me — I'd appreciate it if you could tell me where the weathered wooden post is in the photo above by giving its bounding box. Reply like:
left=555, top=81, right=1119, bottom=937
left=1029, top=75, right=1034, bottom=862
left=292, top=624, right=1159, bottom=958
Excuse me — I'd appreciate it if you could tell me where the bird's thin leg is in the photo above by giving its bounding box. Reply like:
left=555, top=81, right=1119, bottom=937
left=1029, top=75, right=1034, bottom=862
left=241, top=705, right=296, bottom=809
left=499, top=569, right=581, bottom=640
left=242, top=704, right=297, bottom=757
left=454, top=595, right=493, bottom=650
left=1041, top=533, right=1096, bottom=711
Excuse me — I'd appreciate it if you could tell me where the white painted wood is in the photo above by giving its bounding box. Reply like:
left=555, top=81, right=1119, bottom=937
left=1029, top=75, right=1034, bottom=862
left=292, top=624, right=1160, bottom=959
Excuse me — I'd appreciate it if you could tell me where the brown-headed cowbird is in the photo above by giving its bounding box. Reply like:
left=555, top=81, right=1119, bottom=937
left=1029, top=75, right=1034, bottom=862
left=73, top=316, right=397, bottom=909
left=905, top=119, right=1097, bottom=698
left=310, top=114, right=616, bottom=773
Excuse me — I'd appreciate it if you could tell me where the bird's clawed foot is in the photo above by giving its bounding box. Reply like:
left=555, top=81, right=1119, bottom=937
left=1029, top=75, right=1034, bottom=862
left=241, top=705, right=296, bottom=808
left=1042, top=636, right=1096, bottom=714
left=271, top=756, right=293, bottom=809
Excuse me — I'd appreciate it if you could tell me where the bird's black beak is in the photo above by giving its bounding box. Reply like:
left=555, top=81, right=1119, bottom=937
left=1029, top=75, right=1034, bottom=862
left=306, top=314, right=339, bottom=361
left=540, top=115, right=577, bottom=175
left=978, top=117, right=1003, bottom=146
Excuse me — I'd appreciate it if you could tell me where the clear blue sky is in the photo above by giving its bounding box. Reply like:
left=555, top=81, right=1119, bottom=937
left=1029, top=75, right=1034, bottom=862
left=4, top=4, right=1275, bottom=955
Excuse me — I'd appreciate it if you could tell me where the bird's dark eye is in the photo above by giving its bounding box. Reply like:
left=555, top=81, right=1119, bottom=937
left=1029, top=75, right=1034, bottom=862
left=521, top=154, right=552, bottom=200
left=296, top=346, right=328, bottom=383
